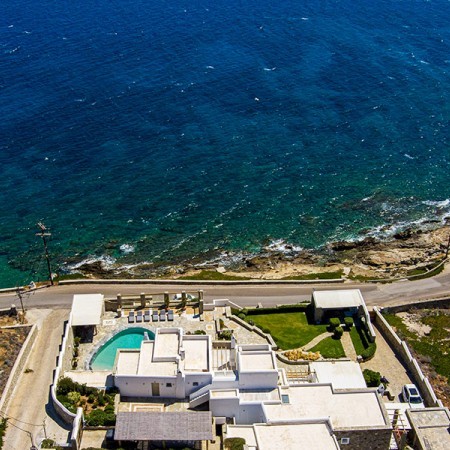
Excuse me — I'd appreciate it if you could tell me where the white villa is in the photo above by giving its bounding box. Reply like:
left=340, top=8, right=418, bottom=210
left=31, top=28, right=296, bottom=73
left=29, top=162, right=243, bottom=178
left=112, top=327, right=391, bottom=449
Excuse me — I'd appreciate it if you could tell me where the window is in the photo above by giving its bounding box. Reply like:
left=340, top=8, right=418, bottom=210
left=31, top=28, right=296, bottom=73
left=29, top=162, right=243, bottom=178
left=340, top=438, right=350, bottom=445
left=281, top=394, right=290, bottom=404
left=193, top=382, right=199, bottom=387
left=166, top=383, right=172, bottom=387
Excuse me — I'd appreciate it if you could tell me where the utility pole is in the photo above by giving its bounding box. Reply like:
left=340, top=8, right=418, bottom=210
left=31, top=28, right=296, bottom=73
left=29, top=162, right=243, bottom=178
left=36, top=222, right=54, bottom=285
left=16, top=287, right=25, bottom=316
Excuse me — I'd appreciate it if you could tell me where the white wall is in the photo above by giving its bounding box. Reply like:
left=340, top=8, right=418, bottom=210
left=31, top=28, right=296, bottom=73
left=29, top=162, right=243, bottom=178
left=238, top=371, right=279, bottom=389
left=115, top=375, right=178, bottom=398
left=184, top=373, right=213, bottom=396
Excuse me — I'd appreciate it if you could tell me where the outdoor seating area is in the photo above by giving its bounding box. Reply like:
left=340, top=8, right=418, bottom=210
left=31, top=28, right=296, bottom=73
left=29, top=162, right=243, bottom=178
left=127, top=308, right=175, bottom=324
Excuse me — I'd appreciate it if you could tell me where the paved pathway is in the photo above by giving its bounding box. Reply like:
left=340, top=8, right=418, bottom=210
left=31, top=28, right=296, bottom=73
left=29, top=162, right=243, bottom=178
left=4, top=309, right=71, bottom=450
left=303, top=331, right=333, bottom=351
left=360, top=323, right=413, bottom=401
left=341, top=331, right=357, bottom=361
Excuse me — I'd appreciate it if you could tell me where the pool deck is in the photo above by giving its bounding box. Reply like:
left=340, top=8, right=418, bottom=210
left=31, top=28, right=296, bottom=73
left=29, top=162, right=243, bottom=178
left=69, top=306, right=267, bottom=383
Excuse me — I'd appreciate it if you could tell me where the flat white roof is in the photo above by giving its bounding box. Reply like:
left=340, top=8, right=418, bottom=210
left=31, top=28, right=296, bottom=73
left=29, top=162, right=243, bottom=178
left=182, top=338, right=209, bottom=372
left=264, top=385, right=387, bottom=429
left=153, top=330, right=179, bottom=360
left=313, top=289, right=364, bottom=309
left=227, top=423, right=339, bottom=450
left=71, top=294, right=103, bottom=326
left=311, top=361, right=367, bottom=389
left=116, top=350, right=140, bottom=375
left=239, top=352, right=275, bottom=372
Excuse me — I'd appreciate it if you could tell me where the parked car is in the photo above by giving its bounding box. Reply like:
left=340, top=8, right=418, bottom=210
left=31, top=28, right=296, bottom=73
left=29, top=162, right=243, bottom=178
left=401, top=384, right=425, bottom=409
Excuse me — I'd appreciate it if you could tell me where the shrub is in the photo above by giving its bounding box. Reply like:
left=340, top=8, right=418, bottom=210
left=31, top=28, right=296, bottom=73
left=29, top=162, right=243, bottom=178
left=104, top=404, right=115, bottom=413
left=88, top=394, right=96, bottom=404
left=97, top=392, right=106, bottom=407
left=57, top=377, right=76, bottom=395
left=218, top=330, right=233, bottom=340
left=74, top=337, right=81, bottom=347
left=241, top=309, right=248, bottom=316
left=67, top=391, right=81, bottom=405
left=0, top=418, right=7, bottom=449
left=344, top=317, right=354, bottom=329
left=85, top=409, right=116, bottom=426
left=41, top=439, right=58, bottom=449
left=361, top=343, right=377, bottom=361
left=329, top=318, right=341, bottom=330
left=363, top=369, right=381, bottom=387
left=334, top=326, right=344, bottom=339
left=194, top=329, right=206, bottom=335
left=238, top=313, right=246, bottom=320
left=224, top=437, right=246, bottom=450
left=71, top=358, right=78, bottom=369
left=73, top=347, right=79, bottom=357
left=248, top=319, right=254, bottom=326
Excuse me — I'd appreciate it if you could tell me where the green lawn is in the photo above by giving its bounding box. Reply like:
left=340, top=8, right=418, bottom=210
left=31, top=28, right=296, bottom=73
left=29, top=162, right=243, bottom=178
left=281, top=270, right=343, bottom=280
left=349, top=323, right=376, bottom=359
left=246, top=312, right=327, bottom=350
left=178, top=270, right=251, bottom=281
left=310, top=337, right=346, bottom=359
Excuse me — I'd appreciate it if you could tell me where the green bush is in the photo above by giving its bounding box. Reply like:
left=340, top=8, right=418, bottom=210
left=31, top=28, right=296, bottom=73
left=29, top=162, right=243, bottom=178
left=68, top=391, right=81, bottom=405
left=241, top=309, right=248, bottom=316
left=104, top=404, right=115, bottom=413
left=0, top=418, right=7, bottom=449
left=88, top=394, right=96, bottom=403
left=85, top=409, right=116, bottom=427
left=218, top=330, right=233, bottom=340
left=194, top=329, right=206, bottom=335
left=41, top=439, right=61, bottom=449
left=344, top=317, right=354, bottom=329
left=97, top=392, right=106, bottom=407
left=363, top=369, right=381, bottom=387
left=361, top=343, right=377, bottom=361
left=246, top=304, right=308, bottom=315
left=57, top=377, right=76, bottom=395
left=334, top=326, right=344, bottom=339
left=224, top=437, right=246, bottom=450
left=238, top=313, right=246, bottom=320
left=329, top=318, right=341, bottom=330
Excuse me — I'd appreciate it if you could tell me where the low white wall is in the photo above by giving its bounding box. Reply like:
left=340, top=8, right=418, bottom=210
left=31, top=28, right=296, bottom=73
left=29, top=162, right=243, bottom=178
left=115, top=375, right=178, bottom=398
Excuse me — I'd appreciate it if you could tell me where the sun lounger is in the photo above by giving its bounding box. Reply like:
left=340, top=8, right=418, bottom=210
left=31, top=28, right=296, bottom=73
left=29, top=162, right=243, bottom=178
left=160, top=309, right=166, bottom=322
left=152, top=311, right=159, bottom=322
left=144, top=310, right=151, bottom=322
left=128, top=310, right=135, bottom=323
left=167, top=310, right=174, bottom=321
left=136, top=310, right=143, bottom=323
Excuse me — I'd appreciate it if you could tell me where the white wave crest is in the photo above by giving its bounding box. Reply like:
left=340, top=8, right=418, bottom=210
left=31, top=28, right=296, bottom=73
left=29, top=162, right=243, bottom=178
left=119, top=244, right=135, bottom=254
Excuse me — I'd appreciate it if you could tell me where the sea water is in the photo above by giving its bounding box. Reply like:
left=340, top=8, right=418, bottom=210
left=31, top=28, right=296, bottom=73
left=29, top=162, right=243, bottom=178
left=1, top=0, right=450, bottom=287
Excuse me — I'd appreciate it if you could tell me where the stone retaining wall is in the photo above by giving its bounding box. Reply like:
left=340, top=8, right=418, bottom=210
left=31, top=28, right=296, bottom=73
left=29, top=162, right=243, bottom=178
left=383, top=297, right=450, bottom=313
left=373, top=307, right=442, bottom=408
left=0, top=324, right=37, bottom=414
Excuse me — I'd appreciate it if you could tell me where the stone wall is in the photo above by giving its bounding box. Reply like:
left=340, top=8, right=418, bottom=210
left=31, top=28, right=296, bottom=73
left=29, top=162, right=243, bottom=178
left=383, top=297, right=450, bottom=313
left=0, top=324, right=37, bottom=414
left=334, top=427, right=392, bottom=450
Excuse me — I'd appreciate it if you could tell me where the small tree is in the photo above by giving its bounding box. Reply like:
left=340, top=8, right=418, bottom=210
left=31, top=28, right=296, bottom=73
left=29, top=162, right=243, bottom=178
left=329, top=318, right=341, bottom=330
left=363, top=369, right=381, bottom=387
left=344, top=317, right=354, bottom=329
left=224, top=437, right=246, bottom=450
left=334, top=326, right=344, bottom=339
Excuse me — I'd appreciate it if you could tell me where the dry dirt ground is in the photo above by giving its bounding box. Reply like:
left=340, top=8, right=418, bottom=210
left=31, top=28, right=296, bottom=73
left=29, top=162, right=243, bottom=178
left=0, top=317, right=30, bottom=398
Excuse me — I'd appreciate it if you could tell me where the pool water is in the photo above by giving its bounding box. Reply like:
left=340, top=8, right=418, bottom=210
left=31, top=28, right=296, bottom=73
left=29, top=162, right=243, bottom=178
left=90, top=327, right=155, bottom=371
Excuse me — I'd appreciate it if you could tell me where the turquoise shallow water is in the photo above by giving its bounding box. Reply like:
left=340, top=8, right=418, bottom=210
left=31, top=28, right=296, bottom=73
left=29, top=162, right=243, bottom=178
left=1, top=0, right=450, bottom=287
left=91, top=327, right=155, bottom=371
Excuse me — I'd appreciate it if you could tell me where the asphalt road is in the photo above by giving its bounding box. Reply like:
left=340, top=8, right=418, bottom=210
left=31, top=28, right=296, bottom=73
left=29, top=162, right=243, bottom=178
left=1, top=266, right=450, bottom=310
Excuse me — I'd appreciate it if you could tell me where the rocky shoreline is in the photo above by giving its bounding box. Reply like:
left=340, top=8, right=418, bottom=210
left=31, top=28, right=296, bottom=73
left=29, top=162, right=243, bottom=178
left=69, top=225, right=450, bottom=281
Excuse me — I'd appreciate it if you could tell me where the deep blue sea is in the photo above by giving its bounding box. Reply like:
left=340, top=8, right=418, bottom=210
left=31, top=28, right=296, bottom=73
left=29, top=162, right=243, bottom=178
left=1, top=0, right=450, bottom=287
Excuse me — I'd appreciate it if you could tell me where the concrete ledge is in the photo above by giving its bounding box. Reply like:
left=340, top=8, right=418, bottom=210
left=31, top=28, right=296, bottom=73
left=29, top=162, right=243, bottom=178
left=58, top=278, right=345, bottom=286
left=0, top=324, right=37, bottom=414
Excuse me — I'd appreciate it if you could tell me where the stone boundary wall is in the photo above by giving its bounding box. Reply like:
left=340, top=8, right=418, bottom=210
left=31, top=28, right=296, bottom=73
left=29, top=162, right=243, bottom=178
left=383, top=297, right=450, bottom=313
left=373, top=307, right=443, bottom=408
left=51, top=312, right=77, bottom=424
left=0, top=324, right=37, bottom=414
left=59, top=278, right=345, bottom=286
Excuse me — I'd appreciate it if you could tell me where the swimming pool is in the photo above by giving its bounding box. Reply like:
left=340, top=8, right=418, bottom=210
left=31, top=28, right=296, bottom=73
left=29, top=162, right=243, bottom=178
left=90, top=327, right=155, bottom=371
